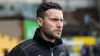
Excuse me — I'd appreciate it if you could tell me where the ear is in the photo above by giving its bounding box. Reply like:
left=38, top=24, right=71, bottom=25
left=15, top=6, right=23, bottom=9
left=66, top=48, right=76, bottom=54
left=37, top=17, right=43, bottom=27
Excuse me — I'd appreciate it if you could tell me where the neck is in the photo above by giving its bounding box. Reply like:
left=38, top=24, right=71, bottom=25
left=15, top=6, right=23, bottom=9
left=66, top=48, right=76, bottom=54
left=40, top=29, right=55, bottom=43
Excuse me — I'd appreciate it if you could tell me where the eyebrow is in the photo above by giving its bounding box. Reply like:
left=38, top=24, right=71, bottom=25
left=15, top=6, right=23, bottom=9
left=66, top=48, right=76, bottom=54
left=53, top=16, right=63, bottom=19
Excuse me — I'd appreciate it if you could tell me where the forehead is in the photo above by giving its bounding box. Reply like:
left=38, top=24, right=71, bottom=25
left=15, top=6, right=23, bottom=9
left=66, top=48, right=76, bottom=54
left=45, top=9, right=63, bottom=18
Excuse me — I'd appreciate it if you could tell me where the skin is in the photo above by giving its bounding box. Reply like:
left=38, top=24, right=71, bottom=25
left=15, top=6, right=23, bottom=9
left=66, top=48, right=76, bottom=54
left=37, top=9, right=63, bottom=43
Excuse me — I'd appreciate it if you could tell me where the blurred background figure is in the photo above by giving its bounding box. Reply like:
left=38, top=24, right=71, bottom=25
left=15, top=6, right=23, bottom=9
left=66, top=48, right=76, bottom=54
left=92, top=44, right=98, bottom=56
left=80, top=44, right=90, bottom=56
left=3, top=49, right=8, bottom=56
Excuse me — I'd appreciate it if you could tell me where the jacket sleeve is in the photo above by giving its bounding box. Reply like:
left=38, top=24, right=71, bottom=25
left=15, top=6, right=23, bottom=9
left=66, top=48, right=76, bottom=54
left=66, top=51, right=70, bottom=56
left=8, top=47, right=27, bottom=56
left=65, top=48, right=70, bottom=56
left=63, top=45, right=70, bottom=56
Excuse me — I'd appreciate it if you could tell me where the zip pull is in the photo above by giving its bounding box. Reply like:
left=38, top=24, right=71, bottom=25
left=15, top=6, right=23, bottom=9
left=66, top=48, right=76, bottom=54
left=50, top=47, right=54, bottom=56
left=51, top=52, right=53, bottom=56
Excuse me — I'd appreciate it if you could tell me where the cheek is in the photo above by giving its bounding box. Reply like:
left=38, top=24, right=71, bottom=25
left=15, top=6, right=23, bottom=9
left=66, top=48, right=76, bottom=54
left=43, top=21, right=53, bottom=28
left=43, top=22, right=54, bottom=32
left=42, top=22, right=50, bottom=30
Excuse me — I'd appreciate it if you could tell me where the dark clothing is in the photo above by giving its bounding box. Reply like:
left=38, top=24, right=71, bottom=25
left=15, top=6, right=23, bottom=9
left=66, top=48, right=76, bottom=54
left=8, top=28, right=69, bottom=56
left=81, top=46, right=90, bottom=56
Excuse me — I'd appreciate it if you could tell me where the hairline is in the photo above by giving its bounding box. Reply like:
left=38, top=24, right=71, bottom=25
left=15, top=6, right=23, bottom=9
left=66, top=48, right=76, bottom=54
left=37, top=8, right=63, bottom=19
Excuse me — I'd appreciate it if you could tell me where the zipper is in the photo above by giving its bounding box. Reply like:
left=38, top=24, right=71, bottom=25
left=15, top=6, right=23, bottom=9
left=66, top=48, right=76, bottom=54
left=50, top=47, right=54, bottom=56
left=51, top=52, right=53, bottom=56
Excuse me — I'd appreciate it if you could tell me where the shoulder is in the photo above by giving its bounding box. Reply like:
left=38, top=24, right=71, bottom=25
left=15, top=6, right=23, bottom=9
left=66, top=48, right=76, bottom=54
left=58, top=44, right=70, bottom=56
left=8, top=39, right=37, bottom=56
left=18, top=39, right=36, bottom=51
left=58, top=44, right=69, bottom=50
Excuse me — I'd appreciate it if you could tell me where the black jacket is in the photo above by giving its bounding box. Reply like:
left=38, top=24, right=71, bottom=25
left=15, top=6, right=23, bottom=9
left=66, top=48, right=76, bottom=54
left=8, top=28, right=69, bottom=56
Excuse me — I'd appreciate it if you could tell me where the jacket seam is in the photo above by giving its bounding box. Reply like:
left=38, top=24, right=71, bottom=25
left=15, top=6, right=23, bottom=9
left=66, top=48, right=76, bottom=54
left=22, top=42, right=35, bottom=51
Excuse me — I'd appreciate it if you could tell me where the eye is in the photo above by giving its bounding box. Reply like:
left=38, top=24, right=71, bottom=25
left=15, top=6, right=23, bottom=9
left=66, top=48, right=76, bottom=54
left=60, top=19, right=64, bottom=22
left=51, top=18, right=58, bottom=21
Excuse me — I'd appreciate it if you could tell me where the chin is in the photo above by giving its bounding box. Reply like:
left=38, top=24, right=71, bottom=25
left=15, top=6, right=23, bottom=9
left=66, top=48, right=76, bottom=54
left=54, top=36, right=61, bottom=39
left=52, top=33, right=61, bottom=39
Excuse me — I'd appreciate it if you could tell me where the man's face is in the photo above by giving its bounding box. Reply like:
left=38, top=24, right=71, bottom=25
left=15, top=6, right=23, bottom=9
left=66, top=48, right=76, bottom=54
left=38, top=9, right=63, bottom=39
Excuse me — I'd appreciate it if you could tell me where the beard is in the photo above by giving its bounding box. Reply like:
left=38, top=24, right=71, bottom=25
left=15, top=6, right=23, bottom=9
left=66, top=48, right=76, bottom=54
left=43, top=29, right=61, bottom=39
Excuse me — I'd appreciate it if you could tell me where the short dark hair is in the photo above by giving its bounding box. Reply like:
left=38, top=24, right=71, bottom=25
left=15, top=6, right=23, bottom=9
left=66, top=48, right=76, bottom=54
left=37, top=2, right=62, bottom=18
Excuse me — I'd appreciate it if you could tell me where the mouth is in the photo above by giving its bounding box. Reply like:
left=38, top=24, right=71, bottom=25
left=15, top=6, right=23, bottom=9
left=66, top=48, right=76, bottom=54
left=55, top=29, right=62, bottom=33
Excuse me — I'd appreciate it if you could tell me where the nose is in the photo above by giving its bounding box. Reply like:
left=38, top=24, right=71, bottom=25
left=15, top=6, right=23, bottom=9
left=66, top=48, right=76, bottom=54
left=56, top=21, right=63, bottom=28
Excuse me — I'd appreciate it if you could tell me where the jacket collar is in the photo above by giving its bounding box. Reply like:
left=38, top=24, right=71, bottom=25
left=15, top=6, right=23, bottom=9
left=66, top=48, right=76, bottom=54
left=33, top=28, right=63, bottom=48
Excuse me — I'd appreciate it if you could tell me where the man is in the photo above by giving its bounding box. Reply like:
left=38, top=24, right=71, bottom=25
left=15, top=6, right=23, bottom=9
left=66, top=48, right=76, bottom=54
left=8, top=2, right=69, bottom=56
